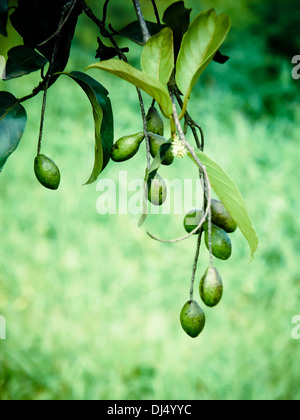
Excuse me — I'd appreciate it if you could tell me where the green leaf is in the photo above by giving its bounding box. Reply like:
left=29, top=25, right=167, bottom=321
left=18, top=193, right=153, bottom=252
left=4, top=46, right=48, bottom=80
left=0, top=0, right=8, bottom=36
left=141, top=27, right=174, bottom=86
left=138, top=142, right=172, bottom=227
left=162, top=1, right=192, bottom=59
left=176, top=9, right=231, bottom=104
left=86, top=60, right=173, bottom=117
left=118, top=20, right=166, bottom=46
left=0, top=92, right=27, bottom=171
left=58, top=71, right=114, bottom=184
left=190, top=150, right=258, bottom=260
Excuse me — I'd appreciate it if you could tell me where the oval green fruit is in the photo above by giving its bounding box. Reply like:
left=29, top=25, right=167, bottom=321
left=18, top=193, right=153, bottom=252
left=148, top=173, right=167, bottom=206
left=34, top=154, right=60, bottom=190
left=146, top=106, right=164, bottom=137
left=111, top=132, right=145, bottom=162
left=204, top=223, right=232, bottom=260
left=200, top=267, right=223, bottom=307
left=148, top=133, right=174, bottom=166
left=180, top=300, right=206, bottom=338
left=183, top=209, right=206, bottom=234
left=211, top=199, right=237, bottom=233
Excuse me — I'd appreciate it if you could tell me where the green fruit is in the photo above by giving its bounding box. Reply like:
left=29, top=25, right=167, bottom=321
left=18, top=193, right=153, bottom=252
left=180, top=300, right=206, bottom=338
left=204, top=223, right=232, bottom=260
left=111, top=132, right=145, bottom=162
left=146, top=106, right=164, bottom=137
left=183, top=209, right=206, bottom=234
left=211, top=199, right=237, bottom=233
left=34, top=154, right=60, bottom=190
left=200, top=267, right=223, bottom=307
left=148, top=173, right=167, bottom=206
left=148, top=133, right=174, bottom=166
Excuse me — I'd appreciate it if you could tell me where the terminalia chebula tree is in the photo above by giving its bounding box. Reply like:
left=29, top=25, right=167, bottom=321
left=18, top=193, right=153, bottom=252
left=0, top=0, right=258, bottom=338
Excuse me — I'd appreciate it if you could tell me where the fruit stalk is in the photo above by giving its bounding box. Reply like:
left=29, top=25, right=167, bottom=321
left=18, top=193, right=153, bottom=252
left=190, top=230, right=203, bottom=300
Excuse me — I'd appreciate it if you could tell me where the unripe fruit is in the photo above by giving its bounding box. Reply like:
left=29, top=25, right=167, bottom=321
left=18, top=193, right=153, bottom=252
left=211, top=199, right=237, bottom=233
left=180, top=300, right=206, bottom=338
left=200, top=267, right=223, bottom=307
left=183, top=209, right=206, bottom=234
left=34, top=154, right=60, bottom=190
left=146, top=106, right=164, bottom=137
left=148, top=133, right=174, bottom=166
left=148, top=173, right=167, bottom=206
left=111, top=132, right=144, bottom=162
left=204, top=223, right=232, bottom=260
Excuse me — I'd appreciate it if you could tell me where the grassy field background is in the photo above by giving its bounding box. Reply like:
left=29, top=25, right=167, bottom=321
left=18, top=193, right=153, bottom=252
left=0, top=0, right=300, bottom=400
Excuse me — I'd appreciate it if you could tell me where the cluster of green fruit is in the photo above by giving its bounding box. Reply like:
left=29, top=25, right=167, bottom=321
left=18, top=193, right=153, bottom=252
left=33, top=105, right=169, bottom=196
left=32, top=106, right=237, bottom=341
left=184, top=199, right=237, bottom=260
left=110, top=106, right=172, bottom=206
left=180, top=199, right=237, bottom=338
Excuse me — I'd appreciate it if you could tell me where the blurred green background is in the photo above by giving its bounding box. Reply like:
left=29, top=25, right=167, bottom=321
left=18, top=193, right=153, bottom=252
left=0, top=0, right=300, bottom=400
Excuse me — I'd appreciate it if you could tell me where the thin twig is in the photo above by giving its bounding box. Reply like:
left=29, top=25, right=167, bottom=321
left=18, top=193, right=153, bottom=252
left=37, top=1, right=74, bottom=154
left=136, top=88, right=151, bottom=170
left=80, top=0, right=128, bottom=61
left=132, top=0, right=151, bottom=43
left=146, top=94, right=212, bottom=244
left=131, top=1, right=152, bottom=170
left=151, top=0, right=161, bottom=24
left=102, top=0, right=110, bottom=24
left=190, top=232, right=203, bottom=300
left=175, top=89, right=204, bottom=151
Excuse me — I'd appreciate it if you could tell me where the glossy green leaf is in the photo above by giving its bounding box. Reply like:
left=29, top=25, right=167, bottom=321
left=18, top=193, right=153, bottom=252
left=118, top=20, right=166, bottom=46
left=0, top=92, right=27, bottom=171
left=190, top=150, right=258, bottom=259
left=176, top=9, right=231, bottom=104
left=59, top=71, right=113, bottom=184
left=141, top=28, right=174, bottom=86
left=0, top=0, right=8, bottom=36
left=4, top=46, right=48, bottom=80
left=86, top=60, right=173, bottom=117
left=138, top=142, right=172, bottom=227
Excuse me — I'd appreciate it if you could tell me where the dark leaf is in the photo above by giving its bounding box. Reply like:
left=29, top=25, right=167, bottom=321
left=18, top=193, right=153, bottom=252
left=10, top=0, right=82, bottom=75
left=95, top=37, right=129, bottom=61
left=213, top=50, right=230, bottom=64
left=163, top=1, right=192, bottom=59
left=4, top=45, right=48, bottom=80
left=0, top=91, right=27, bottom=171
left=58, top=71, right=114, bottom=184
left=118, top=20, right=166, bottom=46
left=0, top=0, right=8, bottom=36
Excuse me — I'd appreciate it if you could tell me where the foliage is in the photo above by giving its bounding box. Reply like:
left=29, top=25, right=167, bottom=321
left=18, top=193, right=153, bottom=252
left=0, top=0, right=257, bottom=304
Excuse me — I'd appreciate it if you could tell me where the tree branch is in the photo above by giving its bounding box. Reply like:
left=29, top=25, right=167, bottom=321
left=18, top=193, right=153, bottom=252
left=132, top=0, right=151, bottom=44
